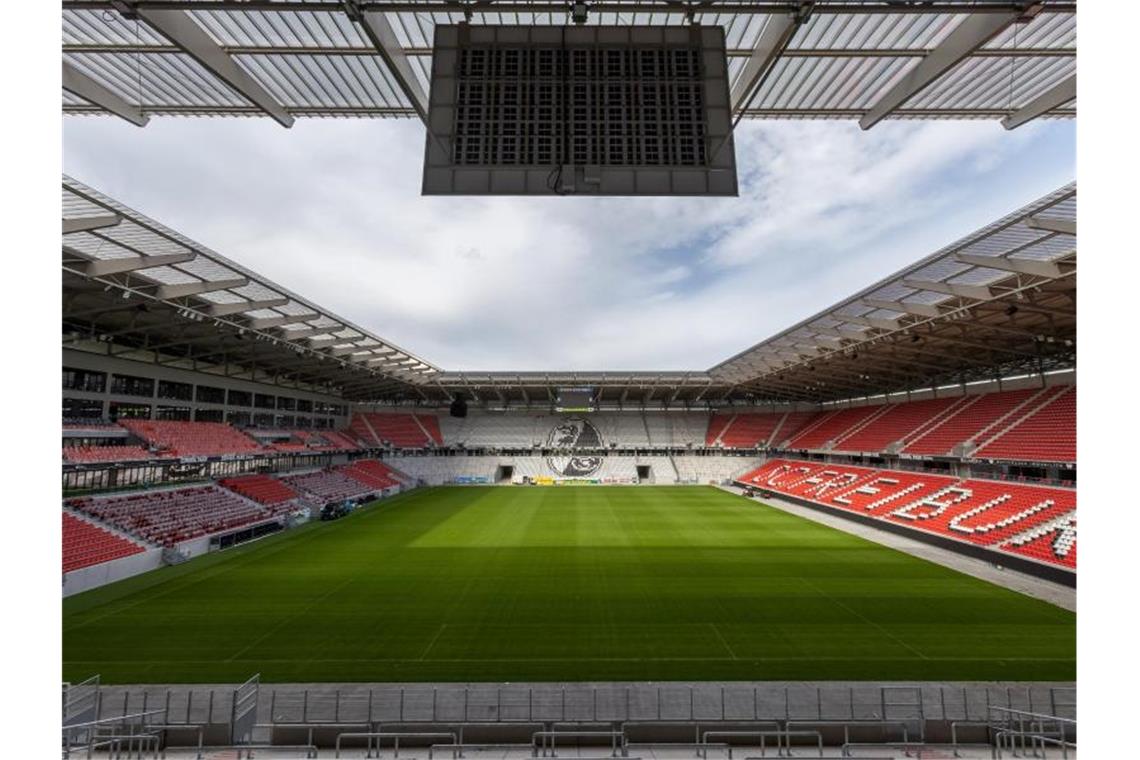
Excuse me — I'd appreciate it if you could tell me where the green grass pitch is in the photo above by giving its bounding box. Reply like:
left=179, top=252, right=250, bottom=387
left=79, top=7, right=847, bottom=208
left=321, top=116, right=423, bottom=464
left=63, top=486, right=1075, bottom=684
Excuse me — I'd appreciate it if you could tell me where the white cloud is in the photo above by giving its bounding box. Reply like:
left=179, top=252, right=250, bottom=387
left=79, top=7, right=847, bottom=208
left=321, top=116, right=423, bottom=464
left=64, top=115, right=1073, bottom=370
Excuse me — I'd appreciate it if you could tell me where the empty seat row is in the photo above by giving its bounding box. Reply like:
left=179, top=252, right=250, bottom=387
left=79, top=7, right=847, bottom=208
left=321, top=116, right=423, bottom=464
left=67, top=485, right=296, bottom=548
left=119, top=420, right=263, bottom=458
left=973, top=387, right=1075, bottom=463
left=737, top=458, right=1076, bottom=569
left=340, top=459, right=402, bottom=490
left=62, top=512, right=146, bottom=573
left=219, top=474, right=300, bottom=505
left=706, top=387, right=1075, bottom=465
left=280, top=469, right=376, bottom=503
left=349, top=413, right=442, bottom=448
left=63, top=445, right=156, bottom=463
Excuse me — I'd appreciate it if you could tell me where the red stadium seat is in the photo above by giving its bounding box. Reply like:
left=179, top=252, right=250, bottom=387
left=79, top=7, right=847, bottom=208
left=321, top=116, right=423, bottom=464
left=119, top=420, right=263, bottom=458
left=63, top=445, right=155, bottom=463
left=340, top=459, right=403, bottom=490
left=67, top=485, right=297, bottom=548
left=280, top=469, right=376, bottom=503
left=62, top=512, right=147, bottom=573
left=736, top=458, right=1076, bottom=570
left=973, top=387, right=1075, bottom=463
left=902, top=389, right=1039, bottom=457
left=784, top=407, right=884, bottom=451
left=348, top=413, right=441, bottom=448
left=832, top=397, right=961, bottom=454
left=220, top=474, right=299, bottom=505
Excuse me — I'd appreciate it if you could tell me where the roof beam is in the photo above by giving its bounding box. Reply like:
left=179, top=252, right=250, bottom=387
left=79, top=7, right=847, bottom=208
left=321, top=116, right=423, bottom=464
left=863, top=298, right=944, bottom=318
left=1026, top=215, right=1076, bottom=236
left=62, top=61, right=150, bottom=126
left=248, top=312, right=319, bottom=329
left=344, top=2, right=429, bottom=122
left=955, top=253, right=1065, bottom=278
left=327, top=344, right=366, bottom=357
left=902, top=278, right=995, bottom=301
left=841, top=314, right=902, bottom=332
left=63, top=214, right=122, bottom=234
left=859, top=11, right=1022, bottom=129
left=155, top=277, right=248, bottom=299
left=282, top=326, right=339, bottom=340
left=205, top=297, right=289, bottom=316
left=68, top=249, right=196, bottom=276
left=134, top=7, right=295, bottom=127
left=730, top=3, right=811, bottom=111
left=1002, top=74, right=1075, bottom=130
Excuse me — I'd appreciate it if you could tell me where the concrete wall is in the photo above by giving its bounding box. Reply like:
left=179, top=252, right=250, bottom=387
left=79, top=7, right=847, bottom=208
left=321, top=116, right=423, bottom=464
left=63, top=546, right=163, bottom=597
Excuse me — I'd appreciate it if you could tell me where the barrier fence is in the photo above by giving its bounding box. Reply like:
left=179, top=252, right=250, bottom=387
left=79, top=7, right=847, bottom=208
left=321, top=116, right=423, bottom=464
left=64, top=680, right=1078, bottom=757
left=84, top=681, right=1075, bottom=726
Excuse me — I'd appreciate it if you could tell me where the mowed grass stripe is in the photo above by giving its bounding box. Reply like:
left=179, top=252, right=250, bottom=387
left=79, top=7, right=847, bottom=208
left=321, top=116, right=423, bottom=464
left=62, top=486, right=1075, bottom=684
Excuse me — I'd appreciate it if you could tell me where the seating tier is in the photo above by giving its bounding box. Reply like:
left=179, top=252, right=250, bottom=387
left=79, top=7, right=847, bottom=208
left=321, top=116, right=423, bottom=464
left=737, top=458, right=1075, bottom=569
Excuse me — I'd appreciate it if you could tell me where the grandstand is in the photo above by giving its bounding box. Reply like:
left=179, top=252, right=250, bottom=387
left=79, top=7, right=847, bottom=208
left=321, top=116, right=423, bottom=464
left=58, top=1, right=1080, bottom=755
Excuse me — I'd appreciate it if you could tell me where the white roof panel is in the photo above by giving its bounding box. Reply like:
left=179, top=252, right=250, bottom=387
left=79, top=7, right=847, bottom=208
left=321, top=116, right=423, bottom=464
left=62, top=0, right=1077, bottom=123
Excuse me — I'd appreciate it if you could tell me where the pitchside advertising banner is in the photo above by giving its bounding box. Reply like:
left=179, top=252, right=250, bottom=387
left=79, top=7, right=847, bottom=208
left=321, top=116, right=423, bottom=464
left=526, top=476, right=638, bottom=486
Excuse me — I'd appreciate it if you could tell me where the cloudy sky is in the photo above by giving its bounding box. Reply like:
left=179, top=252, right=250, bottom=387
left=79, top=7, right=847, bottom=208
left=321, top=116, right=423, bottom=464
left=63, top=116, right=1074, bottom=372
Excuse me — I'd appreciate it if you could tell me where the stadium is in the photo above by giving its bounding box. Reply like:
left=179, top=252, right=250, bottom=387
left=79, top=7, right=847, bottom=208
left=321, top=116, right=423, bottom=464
left=58, top=0, right=1079, bottom=757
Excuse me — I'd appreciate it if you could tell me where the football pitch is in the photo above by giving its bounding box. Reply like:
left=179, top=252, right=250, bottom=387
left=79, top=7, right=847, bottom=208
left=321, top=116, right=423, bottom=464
left=63, top=486, right=1075, bottom=684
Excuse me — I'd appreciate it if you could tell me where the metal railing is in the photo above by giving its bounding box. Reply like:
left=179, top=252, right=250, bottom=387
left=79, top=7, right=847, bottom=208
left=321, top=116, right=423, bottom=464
left=69, top=679, right=1076, bottom=757
left=988, top=706, right=1077, bottom=759
left=533, top=730, right=626, bottom=757
left=334, top=731, right=458, bottom=758
left=62, top=709, right=166, bottom=759
left=91, top=682, right=1074, bottom=727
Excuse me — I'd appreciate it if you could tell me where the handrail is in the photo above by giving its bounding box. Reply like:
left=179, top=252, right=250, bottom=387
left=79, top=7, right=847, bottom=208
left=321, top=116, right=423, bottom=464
left=70, top=732, right=161, bottom=760
left=988, top=705, right=1077, bottom=725
left=993, top=729, right=1076, bottom=759
left=428, top=742, right=533, bottom=759
left=739, top=730, right=823, bottom=759
left=699, top=728, right=785, bottom=759
left=234, top=743, right=318, bottom=759
left=145, top=723, right=206, bottom=760
left=532, top=729, right=626, bottom=758
left=335, top=731, right=458, bottom=759
left=62, top=708, right=167, bottom=732
left=842, top=741, right=986, bottom=759
left=786, top=718, right=914, bottom=745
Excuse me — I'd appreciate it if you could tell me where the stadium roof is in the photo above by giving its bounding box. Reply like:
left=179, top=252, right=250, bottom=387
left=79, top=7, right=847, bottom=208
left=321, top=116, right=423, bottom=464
left=709, top=181, right=1076, bottom=402
left=62, top=175, right=440, bottom=400
left=63, top=0, right=1075, bottom=127
left=62, top=176, right=1076, bottom=406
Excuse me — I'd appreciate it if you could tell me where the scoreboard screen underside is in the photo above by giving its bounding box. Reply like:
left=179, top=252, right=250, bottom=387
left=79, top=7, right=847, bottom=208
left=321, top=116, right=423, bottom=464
left=423, top=25, right=738, bottom=196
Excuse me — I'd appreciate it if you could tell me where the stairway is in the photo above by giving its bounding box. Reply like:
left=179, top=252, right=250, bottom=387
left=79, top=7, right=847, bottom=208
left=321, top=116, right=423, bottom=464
left=411, top=414, right=435, bottom=445
left=711, top=413, right=737, bottom=446
left=357, top=413, right=382, bottom=446
left=970, top=385, right=1071, bottom=454
left=899, top=395, right=978, bottom=451
left=765, top=412, right=790, bottom=448
left=831, top=404, right=894, bottom=450
left=784, top=409, right=839, bottom=449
